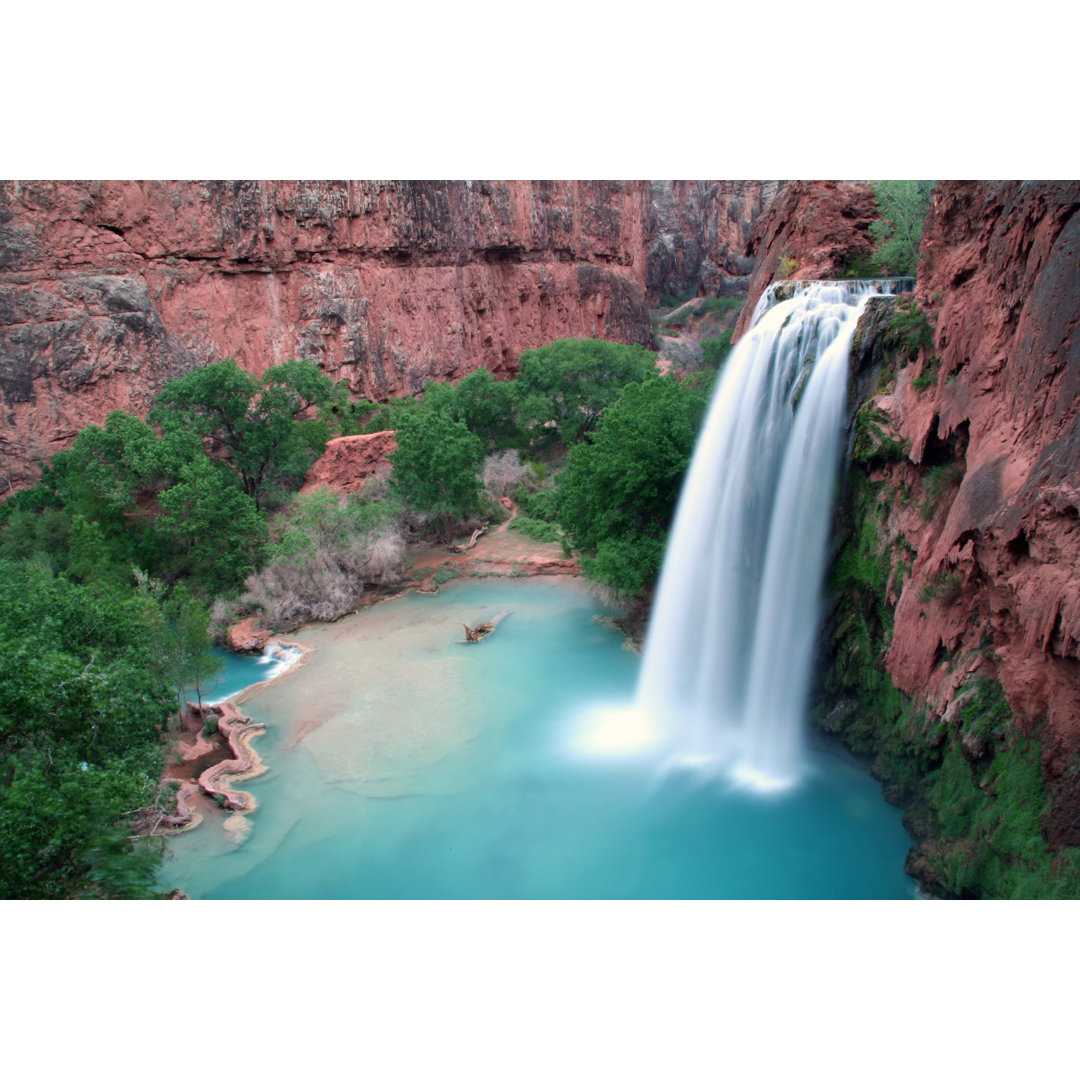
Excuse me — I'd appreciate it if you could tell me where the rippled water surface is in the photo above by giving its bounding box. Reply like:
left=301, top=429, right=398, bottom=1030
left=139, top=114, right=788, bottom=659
left=163, top=578, right=915, bottom=899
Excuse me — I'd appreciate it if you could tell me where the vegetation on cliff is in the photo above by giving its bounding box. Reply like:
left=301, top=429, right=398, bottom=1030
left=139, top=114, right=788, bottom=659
left=819, top=313, right=1080, bottom=899
left=867, top=181, right=934, bottom=276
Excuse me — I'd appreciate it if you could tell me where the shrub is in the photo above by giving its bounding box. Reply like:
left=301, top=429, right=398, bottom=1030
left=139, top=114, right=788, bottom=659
left=919, top=570, right=962, bottom=605
left=701, top=331, right=734, bottom=370
left=509, top=516, right=561, bottom=543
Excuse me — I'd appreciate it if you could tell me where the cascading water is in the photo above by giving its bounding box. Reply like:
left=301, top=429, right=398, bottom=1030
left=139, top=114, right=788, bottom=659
left=607, top=279, right=900, bottom=790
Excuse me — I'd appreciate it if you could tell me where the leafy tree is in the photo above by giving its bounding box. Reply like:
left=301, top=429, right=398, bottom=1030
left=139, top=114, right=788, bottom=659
left=163, top=585, right=225, bottom=712
left=869, top=181, right=934, bottom=276
left=556, top=374, right=710, bottom=594
left=514, top=338, right=658, bottom=445
left=152, top=357, right=338, bottom=507
left=390, top=410, right=485, bottom=545
left=422, top=369, right=523, bottom=450
left=155, top=455, right=267, bottom=593
left=0, top=561, right=175, bottom=898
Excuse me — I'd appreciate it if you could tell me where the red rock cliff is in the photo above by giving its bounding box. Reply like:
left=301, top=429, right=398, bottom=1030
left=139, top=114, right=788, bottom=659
left=877, top=182, right=1080, bottom=773
left=4, top=180, right=775, bottom=489
left=733, top=180, right=880, bottom=338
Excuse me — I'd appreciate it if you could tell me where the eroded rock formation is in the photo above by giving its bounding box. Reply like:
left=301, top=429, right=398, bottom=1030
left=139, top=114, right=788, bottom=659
left=733, top=180, right=880, bottom=338
left=646, top=181, right=780, bottom=300
left=300, top=430, right=397, bottom=495
left=882, top=182, right=1080, bottom=759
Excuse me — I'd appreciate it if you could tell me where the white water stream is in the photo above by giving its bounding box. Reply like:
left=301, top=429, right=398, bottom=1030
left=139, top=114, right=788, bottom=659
left=586, top=280, right=897, bottom=789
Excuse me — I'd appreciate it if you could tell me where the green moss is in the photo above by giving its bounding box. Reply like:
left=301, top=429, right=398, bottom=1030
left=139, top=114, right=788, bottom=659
left=821, top=429, right=1080, bottom=897
left=917, top=462, right=963, bottom=521
left=918, top=570, right=962, bottom=604
left=431, top=563, right=462, bottom=586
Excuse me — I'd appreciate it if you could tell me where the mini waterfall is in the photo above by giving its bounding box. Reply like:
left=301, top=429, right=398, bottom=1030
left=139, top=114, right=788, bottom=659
left=628, top=279, right=896, bottom=790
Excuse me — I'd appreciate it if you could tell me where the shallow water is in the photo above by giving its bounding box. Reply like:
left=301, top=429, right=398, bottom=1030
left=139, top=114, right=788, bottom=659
left=163, top=578, right=915, bottom=899
left=200, top=643, right=303, bottom=705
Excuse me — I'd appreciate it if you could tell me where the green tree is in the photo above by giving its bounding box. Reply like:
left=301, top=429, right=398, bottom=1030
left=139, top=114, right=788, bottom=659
left=164, top=584, right=225, bottom=712
left=422, top=369, right=523, bottom=450
left=514, top=338, right=658, bottom=445
left=556, top=374, right=710, bottom=594
left=155, top=455, right=267, bottom=593
left=390, top=410, right=485, bottom=545
left=152, top=358, right=338, bottom=507
left=0, top=561, right=175, bottom=898
left=869, top=181, right=934, bottom=276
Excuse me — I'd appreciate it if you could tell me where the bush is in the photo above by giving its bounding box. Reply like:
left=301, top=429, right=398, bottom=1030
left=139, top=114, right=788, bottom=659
left=509, top=516, right=561, bottom=543
left=240, top=491, right=405, bottom=630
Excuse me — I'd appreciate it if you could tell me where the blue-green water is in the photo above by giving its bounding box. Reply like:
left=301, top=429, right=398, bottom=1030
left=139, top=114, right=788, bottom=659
left=201, top=644, right=302, bottom=704
left=163, top=578, right=915, bottom=899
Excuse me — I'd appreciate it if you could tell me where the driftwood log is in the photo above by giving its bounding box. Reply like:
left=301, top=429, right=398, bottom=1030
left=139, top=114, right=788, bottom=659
left=449, top=526, right=487, bottom=554
left=463, top=621, right=495, bottom=643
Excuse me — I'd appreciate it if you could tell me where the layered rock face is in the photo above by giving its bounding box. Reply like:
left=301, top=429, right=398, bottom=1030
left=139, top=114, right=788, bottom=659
left=880, top=181, right=1080, bottom=763
left=3, top=180, right=721, bottom=489
left=733, top=180, right=880, bottom=338
left=645, top=181, right=780, bottom=300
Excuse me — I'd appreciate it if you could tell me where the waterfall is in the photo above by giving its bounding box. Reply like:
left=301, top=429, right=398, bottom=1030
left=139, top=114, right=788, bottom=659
left=626, top=279, right=893, bottom=790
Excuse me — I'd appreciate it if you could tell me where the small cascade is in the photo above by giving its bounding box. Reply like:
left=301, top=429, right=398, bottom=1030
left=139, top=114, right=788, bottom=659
left=625, top=279, right=892, bottom=790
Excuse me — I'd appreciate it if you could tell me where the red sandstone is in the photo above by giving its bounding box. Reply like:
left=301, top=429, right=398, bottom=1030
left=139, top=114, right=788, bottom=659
left=299, top=430, right=397, bottom=495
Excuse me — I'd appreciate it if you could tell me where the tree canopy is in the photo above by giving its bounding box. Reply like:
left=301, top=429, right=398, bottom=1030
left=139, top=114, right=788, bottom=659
left=151, top=357, right=339, bottom=508
left=0, top=562, right=177, bottom=898
left=390, top=409, right=485, bottom=545
left=556, top=373, right=712, bottom=594
left=514, top=338, right=658, bottom=445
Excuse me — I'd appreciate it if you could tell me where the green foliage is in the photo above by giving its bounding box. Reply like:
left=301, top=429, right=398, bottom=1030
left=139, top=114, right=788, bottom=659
left=152, top=357, right=337, bottom=508
left=0, top=561, right=175, bottom=898
left=885, top=299, right=934, bottom=363
left=822, top=453, right=1080, bottom=897
left=421, top=369, right=522, bottom=451
left=840, top=249, right=878, bottom=279
left=155, top=454, right=267, bottom=593
left=390, top=409, right=485, bottom=544
left=431, top=562, right=462, bottom=586
left=702, top=297, right=744, bottom=318
left=852, top=403, right=908, bottom=465
left=868, top=181, right=934, bottom=276
left=959, top=677, right=1012, bottom=743
left=508, top=516, right=561, bottom=543
left=513, top=483, right=558, bottom=523
left=555, top=374, right=710, bottom=595
left=514, top=338, right=658, bottom=446
left=701, top=331, right=734, bottom=370
left=362, top=394, right=423, bottom=434
left=917, top=462, right=963, bottom=521
left=918, top=570, right=962, bottom=605
left=777, top=255, right=798, bottom=279
left=911, top=357, right=940, bottom=392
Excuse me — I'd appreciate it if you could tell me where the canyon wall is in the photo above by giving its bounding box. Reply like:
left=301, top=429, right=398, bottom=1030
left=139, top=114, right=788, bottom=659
left=733, top=180, right=879, bottom=339
left=884, top=181, right=1080, bottom=762
left=645, top=180, right=781, bottom=300
left=1, top=180, right=776, bottom=489
left=745, top=178, right=1080, bottom=894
